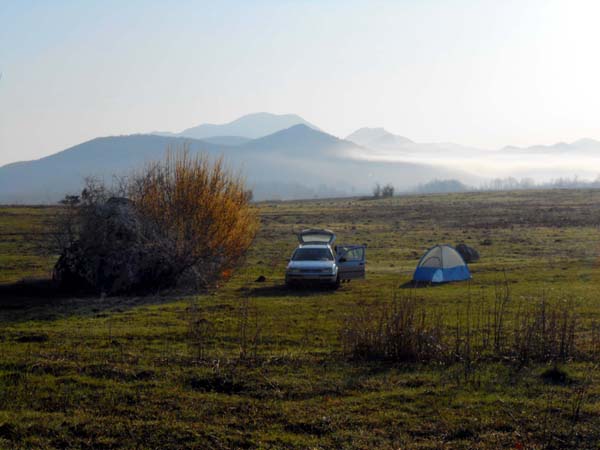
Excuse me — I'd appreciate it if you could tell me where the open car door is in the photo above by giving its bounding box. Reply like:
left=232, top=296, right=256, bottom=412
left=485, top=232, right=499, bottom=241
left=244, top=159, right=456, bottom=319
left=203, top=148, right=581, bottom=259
left=298, top=229, right=336, bottom=245
left=337, top=245, right=366, bottom=280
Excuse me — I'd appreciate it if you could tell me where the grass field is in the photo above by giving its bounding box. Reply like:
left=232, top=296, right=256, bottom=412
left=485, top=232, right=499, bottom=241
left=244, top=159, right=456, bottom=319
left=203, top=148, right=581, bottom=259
left=2, top=190, right=600, bottom=449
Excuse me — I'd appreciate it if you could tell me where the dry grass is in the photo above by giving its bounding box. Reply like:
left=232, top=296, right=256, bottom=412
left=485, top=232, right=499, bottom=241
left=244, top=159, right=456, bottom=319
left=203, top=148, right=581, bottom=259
left=341, top=283, right=589, bottom=367
left=340, top=293, right=447, bottom=362
left=3, top=190, right=600, bottom=448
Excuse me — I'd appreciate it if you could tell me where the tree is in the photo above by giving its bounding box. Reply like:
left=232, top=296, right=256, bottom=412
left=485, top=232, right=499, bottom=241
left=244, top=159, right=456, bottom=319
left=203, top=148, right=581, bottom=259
left=373, top=182, right=394, bottom=198
left=382, top=183, right=395, bottom=198
left=373, top=183, right=382, bottom=198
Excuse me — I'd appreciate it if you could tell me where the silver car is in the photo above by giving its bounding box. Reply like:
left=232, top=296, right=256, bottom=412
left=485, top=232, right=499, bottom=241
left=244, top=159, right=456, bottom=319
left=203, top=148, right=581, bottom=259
left=285, top=229, right=366, bottom=288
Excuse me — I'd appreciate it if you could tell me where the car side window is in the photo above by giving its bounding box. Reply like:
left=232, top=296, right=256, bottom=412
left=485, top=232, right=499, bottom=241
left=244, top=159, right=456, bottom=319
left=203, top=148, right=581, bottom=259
left=342, top=248, right=364, bottom=261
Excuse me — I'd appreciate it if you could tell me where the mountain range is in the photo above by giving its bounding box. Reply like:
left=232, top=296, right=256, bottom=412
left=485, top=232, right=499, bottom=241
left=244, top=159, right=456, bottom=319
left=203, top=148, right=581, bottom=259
left=1, top=112, right=599, bottom=203
left=153, top=112, right=320, bottom=140
left=500, top=138, right=600, bottom=154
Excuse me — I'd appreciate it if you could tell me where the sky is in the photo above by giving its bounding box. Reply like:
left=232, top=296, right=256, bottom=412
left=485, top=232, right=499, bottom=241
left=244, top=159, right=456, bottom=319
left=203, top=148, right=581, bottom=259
left=2, top=0, right=600, bottom=166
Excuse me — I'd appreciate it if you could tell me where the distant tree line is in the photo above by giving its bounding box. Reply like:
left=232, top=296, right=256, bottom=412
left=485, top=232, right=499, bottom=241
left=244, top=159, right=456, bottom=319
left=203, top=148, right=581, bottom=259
left=414, top=179, right=470, bottom=194
left=372, top=183, right=395, bottom=198
left=481, top=176, right=600, bottom=191
left=410, top=176, right=600, bottom=195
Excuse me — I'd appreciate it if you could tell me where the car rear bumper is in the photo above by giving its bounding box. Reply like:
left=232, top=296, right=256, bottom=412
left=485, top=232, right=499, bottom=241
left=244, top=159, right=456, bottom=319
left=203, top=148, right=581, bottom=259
left=286, top=273, right=338, bottom=284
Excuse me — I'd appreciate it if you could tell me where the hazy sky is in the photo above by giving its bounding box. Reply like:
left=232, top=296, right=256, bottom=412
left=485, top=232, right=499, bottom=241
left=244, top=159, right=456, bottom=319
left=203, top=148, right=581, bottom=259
left=2, top=0, right=600, bottom=166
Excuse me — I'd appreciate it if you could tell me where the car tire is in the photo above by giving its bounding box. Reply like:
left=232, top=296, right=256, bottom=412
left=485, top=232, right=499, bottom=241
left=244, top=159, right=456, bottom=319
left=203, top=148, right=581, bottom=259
left=332, top=276, right=341, bottom=290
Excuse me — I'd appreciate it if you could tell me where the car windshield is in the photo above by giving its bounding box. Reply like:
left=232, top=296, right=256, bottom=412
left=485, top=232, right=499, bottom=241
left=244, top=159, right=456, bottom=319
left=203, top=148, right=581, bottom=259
left=292, top=247, right=333, bottom=261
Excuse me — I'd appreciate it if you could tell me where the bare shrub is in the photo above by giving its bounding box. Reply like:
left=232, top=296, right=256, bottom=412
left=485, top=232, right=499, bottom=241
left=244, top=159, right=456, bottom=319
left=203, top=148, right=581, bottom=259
left=49, top=179, right=110, bottom=254
left=187, top=300, right=216, bottom=362
left=591, top=321, right=600, bottom=359
left=237, top=295, right=262, bottom=361
left=341, top=285, right=589, bottom=366
left=49, top=195, right=82, bottom=253
left=493, top=284, right=510, bottom=352
left=53, top=149, right=258, bottom=294
left=340, top=295, right=447, bottom=363
left=511, top=298, right=577, bottom=365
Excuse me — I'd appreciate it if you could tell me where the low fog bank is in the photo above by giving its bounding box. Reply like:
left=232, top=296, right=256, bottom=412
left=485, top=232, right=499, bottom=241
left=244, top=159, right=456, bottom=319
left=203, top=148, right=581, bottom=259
left=256, top=176, right=600, bottom=202
left=344, top=141, right=600, bottom=184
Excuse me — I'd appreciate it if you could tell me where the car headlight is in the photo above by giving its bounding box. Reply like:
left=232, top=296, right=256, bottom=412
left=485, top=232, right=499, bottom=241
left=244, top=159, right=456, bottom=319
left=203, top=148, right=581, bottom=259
left=287, top=268, right=300, bottom=273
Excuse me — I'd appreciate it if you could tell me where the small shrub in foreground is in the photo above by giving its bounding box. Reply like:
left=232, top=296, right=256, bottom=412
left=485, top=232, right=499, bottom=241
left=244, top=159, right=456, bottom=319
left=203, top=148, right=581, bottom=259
left=341, top=287, right=589, bottom=366
left=340, top=295, right=447, bottom=363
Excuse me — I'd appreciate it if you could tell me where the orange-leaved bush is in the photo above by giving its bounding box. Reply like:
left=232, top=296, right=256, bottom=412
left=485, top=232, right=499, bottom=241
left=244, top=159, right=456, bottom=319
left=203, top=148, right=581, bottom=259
left=53, top=149, right=258, bottom=294
left=127, top=149, right=259, bottom=288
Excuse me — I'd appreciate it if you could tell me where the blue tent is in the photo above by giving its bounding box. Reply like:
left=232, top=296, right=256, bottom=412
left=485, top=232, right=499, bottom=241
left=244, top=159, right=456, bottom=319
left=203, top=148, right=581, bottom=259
left=413, top=244, right=471, bottom=283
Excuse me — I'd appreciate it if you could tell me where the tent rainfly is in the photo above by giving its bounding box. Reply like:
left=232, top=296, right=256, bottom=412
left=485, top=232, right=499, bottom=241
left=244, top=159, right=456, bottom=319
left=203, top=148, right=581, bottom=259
left=413, top=244, right=471, bottom=283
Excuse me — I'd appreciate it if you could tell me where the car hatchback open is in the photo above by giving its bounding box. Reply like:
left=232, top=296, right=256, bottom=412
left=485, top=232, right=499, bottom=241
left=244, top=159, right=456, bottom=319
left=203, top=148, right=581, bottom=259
left=285, top=229, right=366, bottom=288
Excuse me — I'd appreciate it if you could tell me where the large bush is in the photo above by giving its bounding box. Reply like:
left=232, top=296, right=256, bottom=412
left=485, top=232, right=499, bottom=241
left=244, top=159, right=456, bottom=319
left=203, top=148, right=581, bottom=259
left=53, top=151, right=258, bottom=294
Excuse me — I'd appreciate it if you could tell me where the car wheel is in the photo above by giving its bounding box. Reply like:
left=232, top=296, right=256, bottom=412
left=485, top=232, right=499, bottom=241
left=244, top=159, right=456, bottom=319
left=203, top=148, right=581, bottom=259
left=332, top=276, right=341, bottom=290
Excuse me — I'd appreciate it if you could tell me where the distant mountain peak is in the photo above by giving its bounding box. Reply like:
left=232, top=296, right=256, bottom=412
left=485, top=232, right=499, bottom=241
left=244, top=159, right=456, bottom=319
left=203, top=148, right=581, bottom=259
left=500, top=138, right=600, bottom=153
left=242, top=123, right=355, bottom=155
left=269, top=123, right=325, bottom=136
left=237, top=111, right=300, bottom=120
left=346, top=127, right=413, bottom=149
left=156, top=112, right=321, bottom=140
left=353, top=126, right=387, bottom=134
left=346, top=127, right=388, bottom=141
left=572, top=137, right=600, bottom=147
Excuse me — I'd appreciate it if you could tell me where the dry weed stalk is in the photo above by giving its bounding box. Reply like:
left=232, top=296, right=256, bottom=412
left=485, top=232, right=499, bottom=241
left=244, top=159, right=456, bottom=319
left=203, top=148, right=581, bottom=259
left=341, top=281, right=587, bottom=366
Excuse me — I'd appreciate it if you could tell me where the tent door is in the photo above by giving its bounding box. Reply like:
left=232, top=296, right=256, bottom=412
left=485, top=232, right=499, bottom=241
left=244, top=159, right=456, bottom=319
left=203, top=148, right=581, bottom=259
left=337, top=245, right=366, bottom=280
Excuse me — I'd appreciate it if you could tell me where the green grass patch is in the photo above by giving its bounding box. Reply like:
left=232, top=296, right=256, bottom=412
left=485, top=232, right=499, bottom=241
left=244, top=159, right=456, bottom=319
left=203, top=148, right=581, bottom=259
left=1, top=191, right=600, bottom=448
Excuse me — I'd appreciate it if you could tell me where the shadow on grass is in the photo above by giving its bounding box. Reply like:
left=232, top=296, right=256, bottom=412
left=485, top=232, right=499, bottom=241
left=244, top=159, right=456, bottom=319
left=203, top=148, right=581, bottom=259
left=399, top=280, right=433, bottom=289
left=242, top=283, right=337, bottom=298
left=0, top=278, right=64, bottom=299
left=0, top=278, right=185, bottom=323
left=398, top=280, right=466, bottom=289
